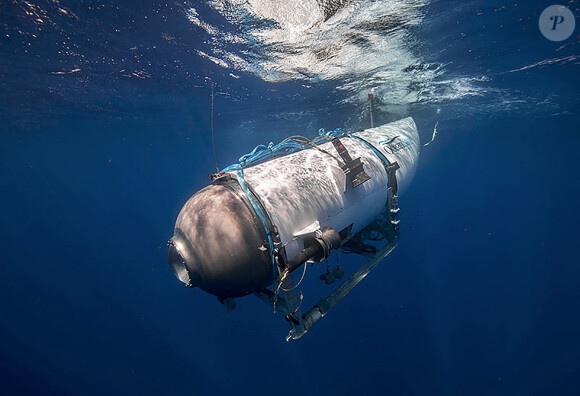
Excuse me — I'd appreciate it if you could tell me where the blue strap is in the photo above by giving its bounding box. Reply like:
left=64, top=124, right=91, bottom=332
left=348, top=134, right=392, bottom=167
left=234, top=164, right=277, bottom=280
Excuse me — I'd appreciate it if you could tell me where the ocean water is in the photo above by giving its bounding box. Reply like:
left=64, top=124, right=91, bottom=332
left=1, top=1, right=579, bottom=395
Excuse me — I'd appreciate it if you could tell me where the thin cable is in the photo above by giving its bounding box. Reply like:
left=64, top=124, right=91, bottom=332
left=282, top=262, right=308, bottom=292
left=272, top=269, right=288, bottom=313
left=210, top=84, right=219, bottom=173
left=291, top=291, right=304, bottom=316
left=299, top=140, right=345, bottom=166
left=281, top=237, right=298, bottom=249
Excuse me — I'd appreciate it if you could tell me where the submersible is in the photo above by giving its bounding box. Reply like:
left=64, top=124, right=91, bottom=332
left=168, top=117, right=420, bottom=339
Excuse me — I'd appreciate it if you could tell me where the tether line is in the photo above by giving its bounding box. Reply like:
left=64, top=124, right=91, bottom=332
left=210, top=84, right=219, bottom=173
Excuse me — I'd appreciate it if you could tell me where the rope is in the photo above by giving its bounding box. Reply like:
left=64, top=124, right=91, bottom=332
left=282, top=261, right=308, bottom=292
left=210, top=84, right=219, bottom=173
left=272, top=267, right=306, bottom=314
left=220, top=128, right=345, bottom=173
left=272, top=269, right=288, bottom=314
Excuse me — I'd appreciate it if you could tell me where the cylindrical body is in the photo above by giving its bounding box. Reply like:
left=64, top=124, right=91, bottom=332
left=169, top=117, right=420, bottom=298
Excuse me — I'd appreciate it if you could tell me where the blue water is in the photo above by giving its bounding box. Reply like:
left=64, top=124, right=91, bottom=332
left=1, top=1, right=579, bottom=395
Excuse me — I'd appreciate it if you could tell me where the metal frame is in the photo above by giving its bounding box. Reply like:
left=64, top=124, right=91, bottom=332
left=255, top=186, right=401, bottom=341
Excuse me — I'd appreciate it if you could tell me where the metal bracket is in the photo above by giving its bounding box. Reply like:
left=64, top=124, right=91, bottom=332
left=331, top=138, right=371, bottom=188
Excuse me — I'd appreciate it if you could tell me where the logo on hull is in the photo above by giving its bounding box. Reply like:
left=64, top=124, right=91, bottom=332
left=378, top=136, right=412, bottom=154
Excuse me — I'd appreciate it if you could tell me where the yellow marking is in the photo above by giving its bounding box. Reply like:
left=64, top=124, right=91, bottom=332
left=423, top=121, right=438, bottom=147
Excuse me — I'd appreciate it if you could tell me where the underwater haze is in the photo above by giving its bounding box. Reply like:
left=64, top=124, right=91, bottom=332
left=1, top=1, right=579, bottom=395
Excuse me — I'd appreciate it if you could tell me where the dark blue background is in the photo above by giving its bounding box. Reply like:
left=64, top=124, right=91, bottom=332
left=1, top=1, right=579, bottom=395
